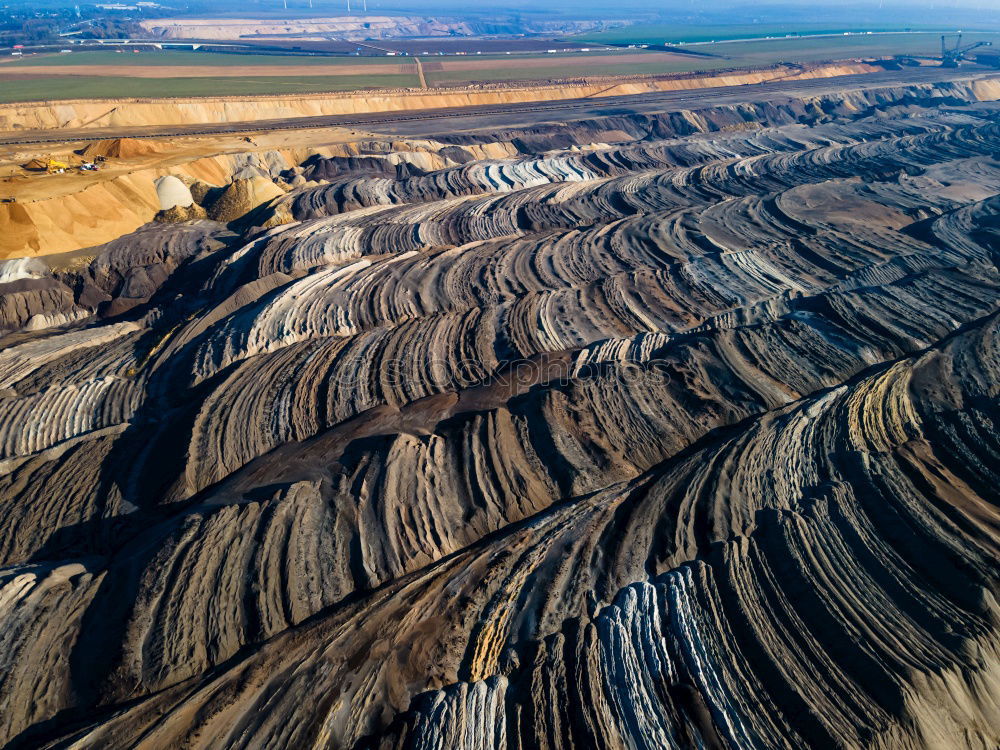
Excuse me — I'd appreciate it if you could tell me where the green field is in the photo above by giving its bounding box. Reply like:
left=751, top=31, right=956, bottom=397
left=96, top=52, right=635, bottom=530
left=681, top=32, right=1000, bottom=65
left=576, top=23, right=999, bottom=45
left=0, top=74, right=420, bottom=103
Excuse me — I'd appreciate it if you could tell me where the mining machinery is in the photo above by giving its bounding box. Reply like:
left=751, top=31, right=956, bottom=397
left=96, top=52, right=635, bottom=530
left=941, top=33, right=992, bottom=67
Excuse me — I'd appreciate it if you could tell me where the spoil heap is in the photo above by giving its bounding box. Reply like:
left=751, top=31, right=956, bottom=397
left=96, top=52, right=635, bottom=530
left=0, top=83, right=999, bottom=750
left=80, top=138, right=165, bottom=160
left=206, top=176, right=285, bottom=223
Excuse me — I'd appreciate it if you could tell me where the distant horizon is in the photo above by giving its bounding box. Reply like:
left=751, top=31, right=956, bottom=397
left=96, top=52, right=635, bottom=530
left=137, top=1, right=1000, bottom=31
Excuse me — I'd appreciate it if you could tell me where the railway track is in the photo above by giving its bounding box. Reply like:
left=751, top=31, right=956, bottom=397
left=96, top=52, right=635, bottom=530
left=0, top=68, right=994, bottom=147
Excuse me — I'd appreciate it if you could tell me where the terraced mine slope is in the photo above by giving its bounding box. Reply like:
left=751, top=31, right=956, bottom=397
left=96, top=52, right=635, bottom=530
left=1, top=78, right=1000, bottom=748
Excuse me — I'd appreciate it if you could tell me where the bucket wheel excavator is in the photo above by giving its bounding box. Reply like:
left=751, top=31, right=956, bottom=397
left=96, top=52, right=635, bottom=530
left=941, top=33, right=992, bottom=67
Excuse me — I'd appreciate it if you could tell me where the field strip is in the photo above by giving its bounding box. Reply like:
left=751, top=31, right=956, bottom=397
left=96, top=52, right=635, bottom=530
left=0, top=53, right=709, bottom=80
left=0, top=63, right=410, bottom=78
left=679, top=29, right=996, bottom=46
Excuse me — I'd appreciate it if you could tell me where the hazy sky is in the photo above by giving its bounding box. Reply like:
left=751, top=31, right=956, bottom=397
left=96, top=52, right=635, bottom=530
left=377, top=0, right=1000, bottom=7
left=176, top=0, right=1000, bottom=27
left=364, top=0, right=1000, bottom=16
left=354, top=0, right=1000, bottom=20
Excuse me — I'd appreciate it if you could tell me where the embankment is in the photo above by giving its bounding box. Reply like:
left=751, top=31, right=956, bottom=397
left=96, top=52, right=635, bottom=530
left=0, top=63, right=881, bottom=132
left=4, top=73, right=1000, bottom=258
left=0, top=139, right=506, bottom=258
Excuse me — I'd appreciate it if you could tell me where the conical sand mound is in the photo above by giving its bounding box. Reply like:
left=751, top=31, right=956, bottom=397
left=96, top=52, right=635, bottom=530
left=155, top=175, right=194, bottom=211
left=207, top=177, right=285, bottom=223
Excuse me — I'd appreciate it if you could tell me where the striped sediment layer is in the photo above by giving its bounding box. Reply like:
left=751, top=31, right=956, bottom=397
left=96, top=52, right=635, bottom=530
left=0, top=79, right=999, bottom=748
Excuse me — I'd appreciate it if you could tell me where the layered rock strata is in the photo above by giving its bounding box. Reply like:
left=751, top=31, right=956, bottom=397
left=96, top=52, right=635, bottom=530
left=0, top=90, right=999, bottom=749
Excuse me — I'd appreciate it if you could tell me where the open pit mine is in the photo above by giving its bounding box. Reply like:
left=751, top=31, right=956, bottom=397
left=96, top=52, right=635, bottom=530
left=1, top=74, right=1000, bottom=749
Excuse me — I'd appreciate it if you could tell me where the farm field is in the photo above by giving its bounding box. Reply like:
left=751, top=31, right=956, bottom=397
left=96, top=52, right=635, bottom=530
left=1, top=49, right=687, bottom=70
left=0, top=62, right=421, bottom=78
left=5, top=28, right=1000, bottom=103
left=0, top=50, right=740, bottom=100
left=419, top=51, right=735, bottom=85
left=424, top=58, right=735, bottom=85
left=0, top=73, right=420, bottom=103
left=681, top=32, right=1000, bottom=64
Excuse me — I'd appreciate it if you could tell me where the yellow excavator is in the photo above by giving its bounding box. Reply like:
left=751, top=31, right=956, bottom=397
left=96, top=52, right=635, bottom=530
left=46, top=158, right=69, bottom=174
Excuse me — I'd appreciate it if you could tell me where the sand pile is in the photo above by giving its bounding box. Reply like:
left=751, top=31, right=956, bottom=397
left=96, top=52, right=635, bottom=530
left=207, top=176, right=285, bottom=223
left=81, top=138, right=164, bottom=160
left=189, top=180, right=222, bottom=205
left=155, top=176, right=195, bottom=211
left=155, top=203, right=208, bottom=223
